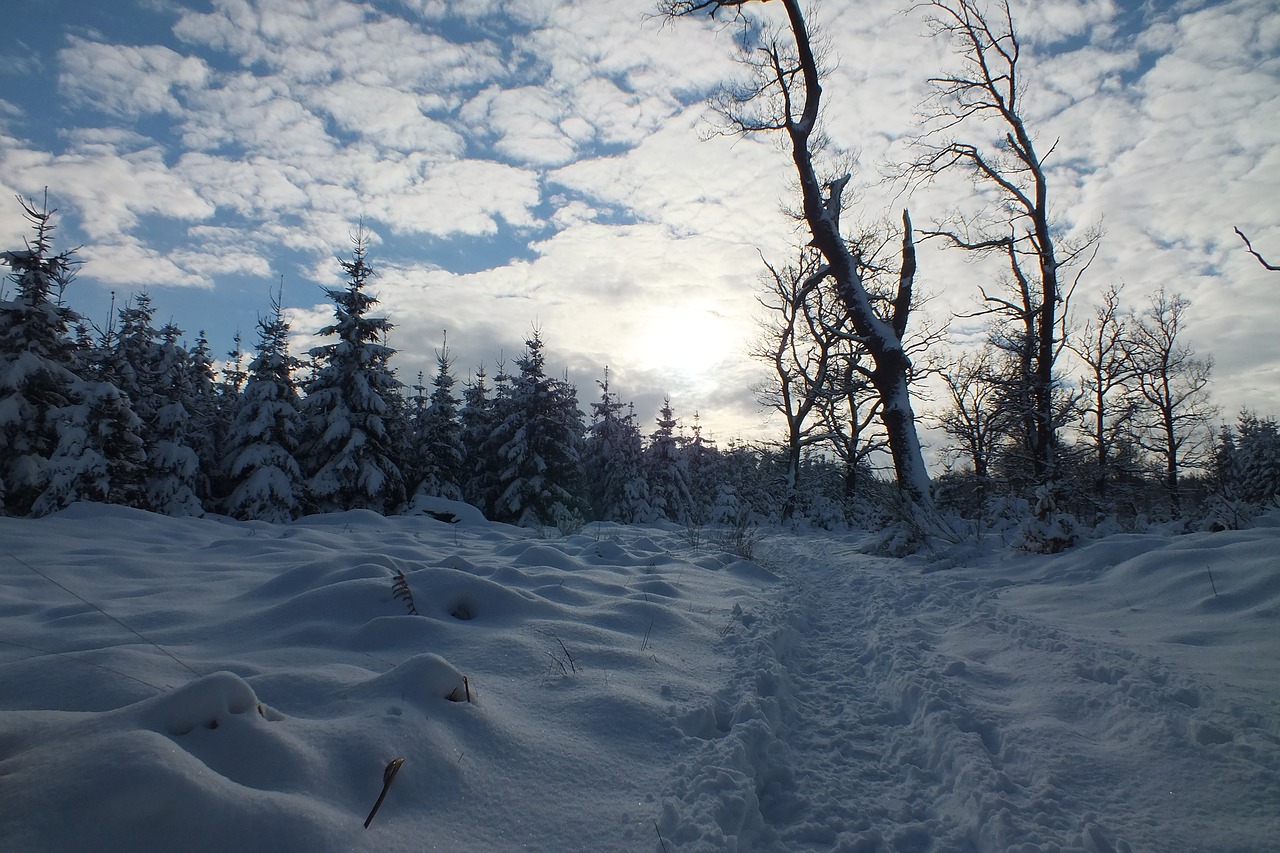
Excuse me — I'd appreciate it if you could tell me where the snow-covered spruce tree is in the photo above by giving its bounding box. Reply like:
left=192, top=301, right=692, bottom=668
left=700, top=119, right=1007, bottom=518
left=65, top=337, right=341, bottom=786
left=1207, top=411, right=1280, bottom=527
left=185, top=329, right=222, bottom=505
left=583, top=369, right=653, bottom=522
left=105, top=295, right=202, bottom=515
left=146, top=322, right=204, bottom=516
left=645, top=396, right=693, bottom=524
left=459, top=365, right=500, bottom=513
left=29, top=290, right=147, bottom=514
left=683, top=413, right=721, bottom=524
left=222, top=290, right=304, bottom=522
left=1231, top=412, right=1280, bottom=508
left=482, top=332, right=585, bottom=527
left=410, top=335, right=466, bottom=501
left=33, top=377, right=147, bottom=515
left=298, top=231, right=405, bottom=514
left=0, top=193, right=82, bottom=515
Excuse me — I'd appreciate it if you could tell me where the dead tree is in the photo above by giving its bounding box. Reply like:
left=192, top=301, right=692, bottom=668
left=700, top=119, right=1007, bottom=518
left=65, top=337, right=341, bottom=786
left=933, top=346, right=1012, bottom=486
left=1129, top=289, right=1216, bottom=517
left=1068, top=283, right=1139, bottom=502
left=751, top=246, right=845, bottom=520
left=907, top=0, right=1098, bottom=487
left=659, top=0, right=934, bottom=507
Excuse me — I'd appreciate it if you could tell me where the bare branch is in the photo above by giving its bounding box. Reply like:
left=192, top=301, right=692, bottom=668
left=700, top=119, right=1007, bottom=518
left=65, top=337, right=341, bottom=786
left=1235, top=227, right=1280, bottom=271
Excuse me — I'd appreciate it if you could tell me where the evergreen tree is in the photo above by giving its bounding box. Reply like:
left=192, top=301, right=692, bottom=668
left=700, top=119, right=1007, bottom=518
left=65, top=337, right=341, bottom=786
left=682, top=412, right=720, bottom=524
left=645, top=396, right=693, bottom=523
left=298, top=230, right=405, bottom=514
left=34, top=380, right=146, bottom=515
left=412, top=335, right=466, bottom=500
left=583, top=369, right=652, bottom=522
left=482, top=332, right=585, bottom=527
left=185, top=330, right=221, bottom=505
left=223, top=291, right=304, bottom=522
left=147, top=323, right=204, bottom=515
left=106, top=296, right=202, bottom=515
left=459, top=365, right=500, bottom=513
left=1215, top=411, right=1280, bottom=510
left=0, top=194, right=81, bottom=515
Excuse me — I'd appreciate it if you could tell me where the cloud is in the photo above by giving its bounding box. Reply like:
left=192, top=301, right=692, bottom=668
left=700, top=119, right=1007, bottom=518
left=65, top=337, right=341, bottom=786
left=80, top=238, right=210, bottom=289
left=4, top=0, right=1277, bottom=448
left=58, top=38, right=210, bottom=118
left=0, top=131, right=215, bottom=240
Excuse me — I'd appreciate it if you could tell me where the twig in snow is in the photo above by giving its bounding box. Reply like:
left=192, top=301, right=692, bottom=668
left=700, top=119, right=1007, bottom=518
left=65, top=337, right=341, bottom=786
left=364, top=758, right=405, bottom=828
left=654, top=819, right=671, bottom=853
left=391, top=570, right=419, bottom=615
left=1206, top=564, right=1218, bottom=596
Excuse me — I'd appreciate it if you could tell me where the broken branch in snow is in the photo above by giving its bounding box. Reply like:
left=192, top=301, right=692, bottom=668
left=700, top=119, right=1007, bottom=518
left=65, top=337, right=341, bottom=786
left=363, top=757, right=405, bottom=828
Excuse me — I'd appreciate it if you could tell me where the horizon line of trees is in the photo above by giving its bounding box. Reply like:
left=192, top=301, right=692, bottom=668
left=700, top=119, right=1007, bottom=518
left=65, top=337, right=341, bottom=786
left=4, top=194, right=1277, bottom=539
left=2, top=195, right=886, bottom=529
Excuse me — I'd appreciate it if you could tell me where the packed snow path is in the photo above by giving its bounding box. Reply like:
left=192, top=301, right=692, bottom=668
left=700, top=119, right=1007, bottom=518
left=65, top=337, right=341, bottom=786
left=661, top=532, right=1280, bottom=851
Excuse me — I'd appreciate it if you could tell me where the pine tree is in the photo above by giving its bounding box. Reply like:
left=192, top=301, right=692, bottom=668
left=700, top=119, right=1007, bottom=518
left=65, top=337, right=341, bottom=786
left=583, top=369, right=652, bottom=522
left=645, top=396, right=693, bottom=523
left=298, top=230, right=405, bottom=514
left=482, top=332, right=585, bottom=527
left=185, top=329, right=221, bottom=504
left=223, top=290, right=304, bottom=522
left=105, top=296, right=202, bottom=515
left=459, top=365, right=499, bottom=513
left=683, top=412, right=721, bottom=524
left=34, top=377, right=147, bottom=515
left=412, top=335, right=466, bottom=500
left=29, top=289, right=148, bottom=514
left=0, top=194, right=82, bottom=515
left=1221, top=411, right=1280, bottom=508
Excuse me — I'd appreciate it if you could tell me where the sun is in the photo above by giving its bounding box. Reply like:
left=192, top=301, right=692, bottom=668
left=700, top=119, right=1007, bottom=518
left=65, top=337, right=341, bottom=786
left=635, top=302, right=741, bottom=380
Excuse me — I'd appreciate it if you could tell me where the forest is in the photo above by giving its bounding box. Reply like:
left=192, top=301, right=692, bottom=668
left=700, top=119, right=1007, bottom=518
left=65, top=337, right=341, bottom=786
left=2, top=190, right=1277, bottom=550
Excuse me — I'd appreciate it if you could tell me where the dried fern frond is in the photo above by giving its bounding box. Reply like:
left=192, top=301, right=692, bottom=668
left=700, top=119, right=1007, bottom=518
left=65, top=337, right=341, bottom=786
left=391, top=570, right=418, bottom=615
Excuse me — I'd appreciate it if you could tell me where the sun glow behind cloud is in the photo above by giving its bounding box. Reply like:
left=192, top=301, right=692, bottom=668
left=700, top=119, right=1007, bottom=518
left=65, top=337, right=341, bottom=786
left=0, top=0, right=1277, bottom=450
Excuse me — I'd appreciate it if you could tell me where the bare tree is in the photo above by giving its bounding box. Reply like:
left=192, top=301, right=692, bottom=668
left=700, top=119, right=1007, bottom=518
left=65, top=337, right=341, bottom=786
left=1234, top=227, right=1280, bottom=271
left=934, top=346, right=1012, bottom=485
left=659, top=0, right=933, bottom=507
left=1129, top=288, right=1216, bottom=517
left=907, top=0, right=1098, bottom=486
left=751, top=245, right=845, bottom=519
left=1068, top=283, right=1138, bottom=501
left=818, top=339, right=887, bottom=503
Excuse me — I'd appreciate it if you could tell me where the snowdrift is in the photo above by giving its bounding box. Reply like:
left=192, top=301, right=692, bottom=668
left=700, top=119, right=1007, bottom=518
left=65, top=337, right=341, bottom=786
left=1, top=505, right=1276, bottom=851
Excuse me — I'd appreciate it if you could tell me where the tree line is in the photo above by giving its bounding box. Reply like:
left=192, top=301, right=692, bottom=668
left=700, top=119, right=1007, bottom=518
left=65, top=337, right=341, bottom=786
left=3, top=192, right=1275, bottom=538
left=6, top=0, right=1278, bottom=543
left=0, top=195, right=883, bottom=529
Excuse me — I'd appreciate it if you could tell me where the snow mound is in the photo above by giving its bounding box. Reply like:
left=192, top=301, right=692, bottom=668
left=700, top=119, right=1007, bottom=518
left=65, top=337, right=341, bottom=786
left=1, top=509, right=1276, bottom=851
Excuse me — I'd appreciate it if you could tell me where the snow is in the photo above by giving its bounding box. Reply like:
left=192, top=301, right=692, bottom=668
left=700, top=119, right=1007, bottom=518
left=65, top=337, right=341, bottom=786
left=1, top=504, right=1277, bottom=852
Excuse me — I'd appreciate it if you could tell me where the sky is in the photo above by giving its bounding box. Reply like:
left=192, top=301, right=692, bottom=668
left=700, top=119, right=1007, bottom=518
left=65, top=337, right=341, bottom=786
left=1, top=0, right=1277, bottom=460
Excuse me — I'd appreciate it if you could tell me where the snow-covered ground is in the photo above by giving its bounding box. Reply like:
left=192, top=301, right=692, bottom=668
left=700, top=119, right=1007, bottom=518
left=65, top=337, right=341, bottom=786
left=1, top=504, right=1277, bottom=852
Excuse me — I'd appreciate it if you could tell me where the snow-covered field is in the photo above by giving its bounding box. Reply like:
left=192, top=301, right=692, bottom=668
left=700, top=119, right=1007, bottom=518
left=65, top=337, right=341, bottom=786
left=1, top=504, right=1277, bottom=852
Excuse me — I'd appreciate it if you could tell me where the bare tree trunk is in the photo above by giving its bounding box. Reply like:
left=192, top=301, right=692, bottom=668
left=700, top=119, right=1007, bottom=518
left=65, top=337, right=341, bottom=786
left=660, top=0, right=933, bottom=508
left=908, top=0, right=1098, bottom=487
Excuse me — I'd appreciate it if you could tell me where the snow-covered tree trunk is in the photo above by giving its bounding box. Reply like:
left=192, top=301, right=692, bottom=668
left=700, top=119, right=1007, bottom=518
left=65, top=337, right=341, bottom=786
left=659, top=0, right=933, bottom=508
